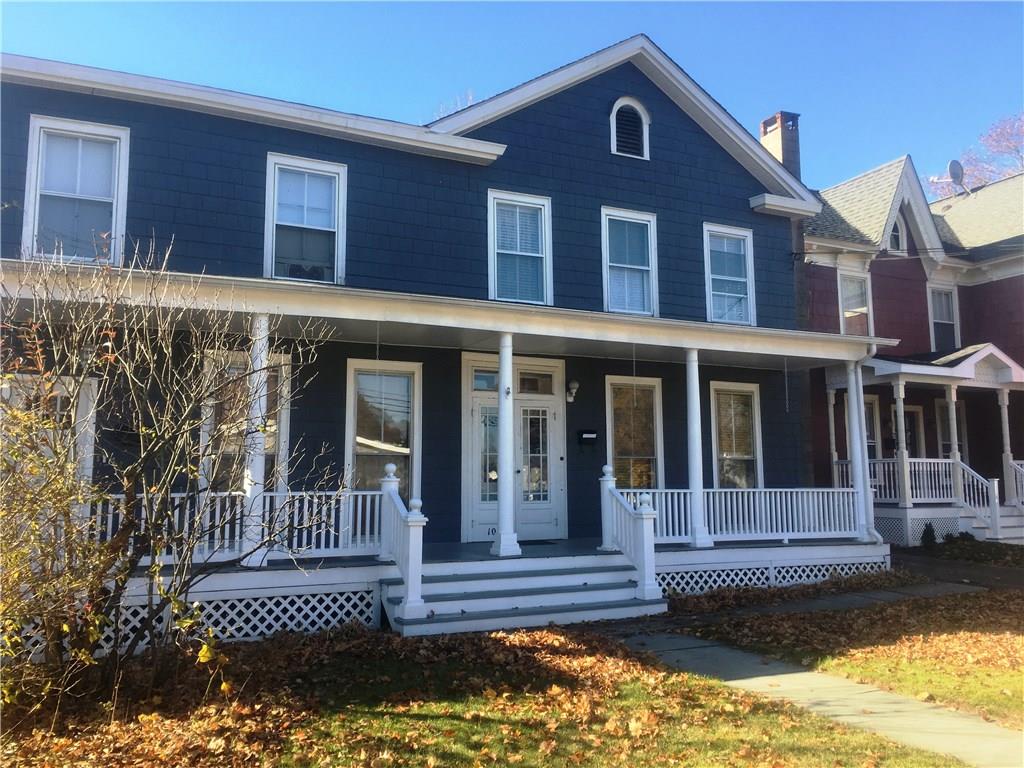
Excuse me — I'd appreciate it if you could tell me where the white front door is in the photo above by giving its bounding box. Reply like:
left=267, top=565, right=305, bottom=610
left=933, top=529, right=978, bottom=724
left=462, top=355, right=566, bottom=542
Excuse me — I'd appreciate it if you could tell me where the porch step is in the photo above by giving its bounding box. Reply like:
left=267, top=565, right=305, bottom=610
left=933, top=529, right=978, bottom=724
left=385, top=579, right=640, bottom=612
left=389, top=597, right=668, bottom=637
left=382, top=564, right=636, bottom=596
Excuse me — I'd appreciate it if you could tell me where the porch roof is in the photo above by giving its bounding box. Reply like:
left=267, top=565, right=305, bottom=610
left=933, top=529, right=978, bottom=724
left=1, top=262, right=897, bottom=371
left=827, top=343, right=1024, bottom=390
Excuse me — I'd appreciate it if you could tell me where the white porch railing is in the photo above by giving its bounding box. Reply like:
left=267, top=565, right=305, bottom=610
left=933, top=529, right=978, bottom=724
left=958, top=463, right=1001, bottom=539
left=1012, top=461, right=1024, bottom=508
left=264, top=490, right=383, bottom=559
left=704, top=488, right=859, bottom=542
left=378, top=464, right=428, bottom=620
left=622, top=489, right=692, bottom=544
left=908, top=459, right=957, bottom=503
left=835, top=459, right=901, bottom=503
left=605, top=483, right=662, bottom=600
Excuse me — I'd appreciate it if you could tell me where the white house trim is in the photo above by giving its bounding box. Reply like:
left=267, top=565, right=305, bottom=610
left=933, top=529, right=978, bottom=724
left=21, top=114, right=131, bottom=265
left=344, top=359, right=423, bottom=500
left=703, top=222, right=757, bottom=326
left=600, top=206, right=658, bottom=316
left=604, top=375, right=666, bottom=490
left=429, top=35, right=821, bottom=213
left=881, top=158, right=946, bottom=259
left=263, top=153, right=348, bottom=285
left=609, top=96, right=650, bottom=160
left=836, top=267, right=874, bottom=336
left=925, top=281, right=962, bottom=351
left=1, top=54, right=505, bottom=165
left=708, top=380, right=765, bottom=488
left=486, top=189, right=554, bottom=306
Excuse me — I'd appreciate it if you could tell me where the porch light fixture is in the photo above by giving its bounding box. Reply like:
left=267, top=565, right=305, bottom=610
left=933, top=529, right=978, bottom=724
left=566, top=379, right=580, bottom=403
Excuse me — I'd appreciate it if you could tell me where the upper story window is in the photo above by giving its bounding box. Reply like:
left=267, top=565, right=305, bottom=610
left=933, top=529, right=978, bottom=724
left=22, top=115, right=131, bottom=264
left=602, top=207, right=658, bottom=315
left=703, top=223, right=756, bottom=325
left=838, top=271, right=872, bottom=336
left=264, top=153, right=346, bottom=284
left=929, top=286, right=960, bottom=351
left=610, top=97, right=650, bottom=160
left=488, top=189, right=553, bottom=305
left=888, top=213, right=906, bottom=252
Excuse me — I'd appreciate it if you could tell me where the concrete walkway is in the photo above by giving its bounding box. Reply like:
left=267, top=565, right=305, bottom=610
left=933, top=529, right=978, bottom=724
left=623, top=632, right=1024, bottom=768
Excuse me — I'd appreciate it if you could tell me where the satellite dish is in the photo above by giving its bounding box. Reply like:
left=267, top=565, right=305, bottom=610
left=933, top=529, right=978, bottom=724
left=948, top=159, right=965, bottom=191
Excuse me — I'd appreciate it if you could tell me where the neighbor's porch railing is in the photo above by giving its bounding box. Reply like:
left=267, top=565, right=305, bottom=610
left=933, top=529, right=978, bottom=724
left=1011, top=461, right=1024, bottom=509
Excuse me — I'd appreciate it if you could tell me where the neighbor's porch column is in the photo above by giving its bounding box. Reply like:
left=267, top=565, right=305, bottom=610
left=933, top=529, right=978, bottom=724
left=846, top=362, right=869, bottom=540
left=947, top=384, right=964, bottom=504
left=892, top=379, right=913, bottom=508
left=827, top=388, right=839, bottom=487
left=686, top=349, right=713, bottom=547
left=999, top=389, right=1018, bottom=506
left=492, top=332, right=522, bottom=557
left=242, top=312, right=270, bottom=567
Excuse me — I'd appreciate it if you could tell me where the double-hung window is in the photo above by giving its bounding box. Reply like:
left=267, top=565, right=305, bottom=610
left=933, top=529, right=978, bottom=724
left=605, top=376, right=664, bottom=489
left=488, top=190, right=552, bottom=305
left=265, top=153, right=346, bottom=283
left=710, top=381, right=763, bottom=489
left=929, top=287, right=959, bottom=351
left=22, top=115, right=130, bottom=264
left=602, top=207, right=657, bottom=315
left=838, top=272, right=872, bottom=335
left=703, top=224, right=755, bottom=325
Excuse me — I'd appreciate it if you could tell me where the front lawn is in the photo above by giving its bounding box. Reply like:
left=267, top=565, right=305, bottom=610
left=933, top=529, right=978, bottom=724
left=4, top=626, right=964, bottom=767
left=692, top=589, right=1024, bottom=729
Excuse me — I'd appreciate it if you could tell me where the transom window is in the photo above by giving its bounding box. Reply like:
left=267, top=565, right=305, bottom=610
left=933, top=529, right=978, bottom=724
left=22, top=115, right=130, bottom=263
left=610, top=97, right=650, bottom=160
left=602, top=208, right=657, bottom=315
left=703, top=224, right=756, bottom=325
left=605, top=376, right=663, bottom=489
left=265, top=153, right=346, bottom=284
left=710, top=382, right=763, bottom=489
left=930, top=287, right=959, bottom=351
left=488, top=190, right=552, bottom=305
left=839, top=272, right=872, bottom=335
left=345, top=360, right=422, bottom=502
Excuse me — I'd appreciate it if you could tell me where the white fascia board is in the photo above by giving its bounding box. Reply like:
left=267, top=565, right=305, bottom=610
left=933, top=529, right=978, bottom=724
left=959, top=253, right=1024, bottom=286
left=431, top=36, right=818, bottom=206
left=750, top=193, right=821, bottom=219
left=1, top=261, right=896, bottom=363
left=867, top=345, right=1024, bottom=385
left=883, top=158, right=946, bottom=257
left=0, top=54, right=506, bottom=165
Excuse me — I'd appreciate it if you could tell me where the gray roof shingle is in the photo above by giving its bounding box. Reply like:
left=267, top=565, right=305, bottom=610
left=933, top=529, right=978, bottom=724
left=929, top=173, right=1024, bottom=262
left=804, top=156, right=907, bottom=247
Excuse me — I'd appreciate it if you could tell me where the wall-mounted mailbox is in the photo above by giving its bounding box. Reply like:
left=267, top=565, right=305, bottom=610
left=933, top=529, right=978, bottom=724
left=578, top=430, right=598, bottom=446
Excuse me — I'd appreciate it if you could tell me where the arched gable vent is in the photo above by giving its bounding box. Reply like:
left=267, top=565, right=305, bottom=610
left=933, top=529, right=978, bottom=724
left=610, top=97, right=650, bottom=160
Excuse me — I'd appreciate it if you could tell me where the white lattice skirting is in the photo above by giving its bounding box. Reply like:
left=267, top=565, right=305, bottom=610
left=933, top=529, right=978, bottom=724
left=874, top=514, right=961, bottom=547
left=657, top=559, right=887, bottom=596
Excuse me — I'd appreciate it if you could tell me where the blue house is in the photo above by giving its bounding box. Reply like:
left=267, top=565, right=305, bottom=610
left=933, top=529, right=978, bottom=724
left=1, top=36, right=891, bottom=637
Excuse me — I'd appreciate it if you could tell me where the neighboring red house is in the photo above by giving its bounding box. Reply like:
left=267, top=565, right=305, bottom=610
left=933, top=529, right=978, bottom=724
left=759, top=119, right=1023, bottom=545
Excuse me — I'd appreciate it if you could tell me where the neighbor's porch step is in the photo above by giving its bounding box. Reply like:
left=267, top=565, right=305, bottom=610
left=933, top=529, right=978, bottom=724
left=390, top=597, right=667, bottom=637
left=384, top=579, right=639, bottom=612
left=381, top=564, right=637, bottom=597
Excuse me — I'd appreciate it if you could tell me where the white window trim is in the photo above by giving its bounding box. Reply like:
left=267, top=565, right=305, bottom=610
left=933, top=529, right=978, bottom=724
left=200, top=350, right=292, bottom=493
left=344, top=358, right=423, bottom=499
left=935, top=399, right=969, bottom=462
left=703, top=222, right=757, bottom=326
left=837, top=268, right=874, bottom=336
left=844, top=392, right=882, bottom=459
left=926, top=282, right=961, bottom=351
left=487, top=189, right=554, bottom=306
left=604, top=375, right=665, bottom=490
left=888, top=211, right=907, bottom=253
left=21, top=114, right=131, bottom=266
left=609, top=96, right=651, bottom=161
left=600, top=206, right=658, bottom=316
left=263, top=152, right=347, bottom=284
left=709, top=380, right=765, bottom=488
left=890, top=403, right=926, bottom=457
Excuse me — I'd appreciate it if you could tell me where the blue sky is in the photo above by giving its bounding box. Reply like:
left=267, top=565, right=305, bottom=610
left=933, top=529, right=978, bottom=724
left=3, top=2, right=1021, bottom=191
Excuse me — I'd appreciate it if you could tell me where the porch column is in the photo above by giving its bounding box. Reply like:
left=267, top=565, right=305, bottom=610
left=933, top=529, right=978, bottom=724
left=892, top=379, right=913, bottom=508
left=999, top=389, right=1018, bottom=506
left=854, top=363, right=875, bottom=539
left=845, top=362, right=868, bottom=540
left=491, top=332, right=521, bottom=557
left=947, top=384, right=964, bottom=504
left=827, top=389, right=839, bottom=486
left=686, top=349, right=713, bottom=547
left=242, top=312, right=269, bottom=567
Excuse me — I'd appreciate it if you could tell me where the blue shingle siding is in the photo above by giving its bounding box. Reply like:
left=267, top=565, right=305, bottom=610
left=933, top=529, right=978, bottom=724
left=1, top=62, right=795, bottom=328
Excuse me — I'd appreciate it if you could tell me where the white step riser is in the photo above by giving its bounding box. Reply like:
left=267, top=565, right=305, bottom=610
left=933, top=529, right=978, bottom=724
left=383, top=585, right=640, bottom=614
left=421, top=553, right=630, bottom=577
left=393, top=602, right=666, bottom=637
left=385, top=570, right=636, bottom=598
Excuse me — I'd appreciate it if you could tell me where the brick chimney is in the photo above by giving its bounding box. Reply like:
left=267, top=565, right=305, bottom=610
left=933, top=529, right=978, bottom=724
left=759, top=111, right=801, bottom=180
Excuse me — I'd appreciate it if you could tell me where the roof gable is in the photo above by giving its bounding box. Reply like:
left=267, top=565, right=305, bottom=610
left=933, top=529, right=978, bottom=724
left=430, top=35, right=820, bottom=214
